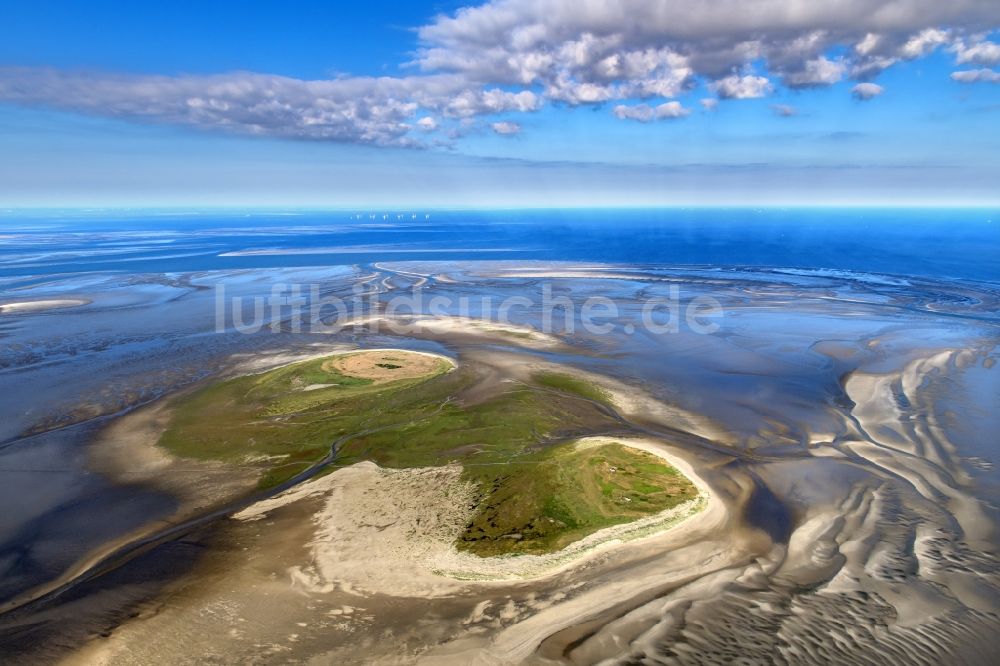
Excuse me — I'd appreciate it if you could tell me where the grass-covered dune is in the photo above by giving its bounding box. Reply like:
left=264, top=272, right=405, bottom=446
left=158, top=349, right=698, bottom=556
left=459, top=441, right=698, bottom=556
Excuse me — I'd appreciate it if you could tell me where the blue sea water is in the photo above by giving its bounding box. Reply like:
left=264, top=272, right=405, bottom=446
left=0, top=207, right=997, bottom=283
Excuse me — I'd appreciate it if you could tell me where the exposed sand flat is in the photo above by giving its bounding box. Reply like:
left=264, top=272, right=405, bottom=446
left=463, top=263, right=718, bottom=283
left=598, top=375, right=734, bottom=446
left=224, top=344, right=355, bottom=376
left=1, top=398, right=259, bottom=615
left=0, top=298, right=89, bottom=314
left=372, top=262, right=431, bottom=288
left=340, top=314, right=564, bottom=348
left=483, top=270, right=664, bottom=281
left=89, top=401, right=260, bottom=507
left=844, top=349, right=994, bottom=544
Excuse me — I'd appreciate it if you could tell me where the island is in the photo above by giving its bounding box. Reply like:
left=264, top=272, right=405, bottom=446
left=157, top=349, right=701, bottom=559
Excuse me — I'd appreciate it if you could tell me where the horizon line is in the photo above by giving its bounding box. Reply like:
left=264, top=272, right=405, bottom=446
left=3, top=203, right=1000, bottom=213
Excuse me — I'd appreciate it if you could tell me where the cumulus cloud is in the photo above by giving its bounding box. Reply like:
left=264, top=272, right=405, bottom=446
left=443, top=88, right=540, bottom=117
left=490, top=121, right=522, bottom=135
left=899, top=28, right=951, bottom=58
left=951, top=68, right=1000, bottom=82
left=700, top=98, right=719, bottom=111
left=851, top=82, right=885, bottom=100
left=418, top=0, right=1000, bottom=84
left=416, top=116, right=438, bottom=131
left=0, top=0, right=998, bottom=144
left=771, top=104, right=798, bottom=117
left=710, top=74, right=773, bottom=99
left=0, top=67, right=525, bottom=146
left=951, top=38, right=1000, bottom=65
left=612, top=101, right=690, bottom=122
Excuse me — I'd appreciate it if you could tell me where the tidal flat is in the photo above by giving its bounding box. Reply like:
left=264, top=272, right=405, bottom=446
left=0, top=259, right=998, bottom=665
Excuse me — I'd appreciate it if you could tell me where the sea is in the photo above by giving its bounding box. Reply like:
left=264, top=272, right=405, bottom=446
left=1, top=207, right=998, bottom=284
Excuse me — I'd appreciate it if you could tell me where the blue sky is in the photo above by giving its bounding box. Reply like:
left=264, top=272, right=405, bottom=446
left=1, top=1, right=999, bottom=207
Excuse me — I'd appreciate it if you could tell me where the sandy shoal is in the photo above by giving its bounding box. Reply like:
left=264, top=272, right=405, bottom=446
left=0, top=298, right=89, bottom=314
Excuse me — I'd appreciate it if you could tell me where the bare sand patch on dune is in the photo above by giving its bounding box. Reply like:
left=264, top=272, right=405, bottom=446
left=322, top=349, right=449, bottom=384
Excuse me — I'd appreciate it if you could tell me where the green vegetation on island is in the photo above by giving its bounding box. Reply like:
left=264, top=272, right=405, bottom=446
left=157, top=350, right=698, bottom=556
left=457, top=442, right=698, bottom=556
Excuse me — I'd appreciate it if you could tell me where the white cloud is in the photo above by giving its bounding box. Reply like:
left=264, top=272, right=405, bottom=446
left=545, top=75, right=617, bottom=103
left=418, top=0, right=1000, bottom=84
left=613, top=101, right=690, bottom=122
left=491, top=121, right=522, bottom=135
left=444, top=88, right=540, bottom=117
left=1, top=0, right=999, bottom=145
left=0, top=67, right=548, bottom=146
left=0, top=68, right=455, bottom=146
left=654, top=101, right=690, bottom=118
left=710, top=74, right=773, bottom=99
left=851, top=82, right=885, bottom=100
left=951, top=39, right=1000, bottom=65
left=850, top=55, right=900, bottom=79
left=951, top=68, right=1000, bottom=83
left=700, top=98, right=719, bottom=111
left=855, top=33, right=882, bottom=56
left=613, top=105, right=654, bottom=122
left=900, top=28, right=951, bottom=58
